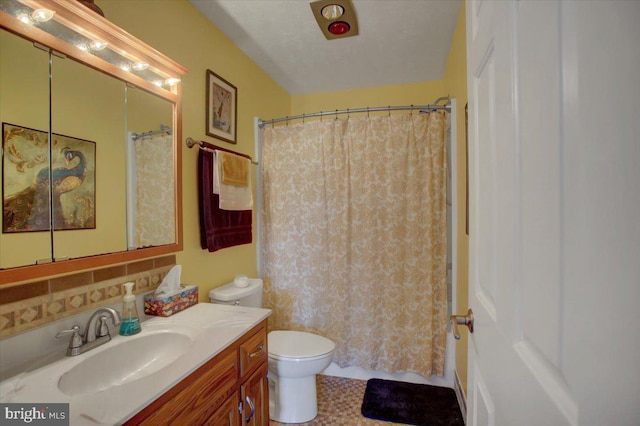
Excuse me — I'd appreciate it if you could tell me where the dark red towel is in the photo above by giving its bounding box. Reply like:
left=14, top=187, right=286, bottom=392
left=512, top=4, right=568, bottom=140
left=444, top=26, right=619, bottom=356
left=198, top=144, right=252, bottom=252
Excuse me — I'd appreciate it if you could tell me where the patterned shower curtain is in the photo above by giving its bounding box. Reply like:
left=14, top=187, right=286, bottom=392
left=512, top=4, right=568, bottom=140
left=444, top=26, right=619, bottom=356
left=132, top=133, right=175, bottom=247
left=261, top=112, right=448, bottom=377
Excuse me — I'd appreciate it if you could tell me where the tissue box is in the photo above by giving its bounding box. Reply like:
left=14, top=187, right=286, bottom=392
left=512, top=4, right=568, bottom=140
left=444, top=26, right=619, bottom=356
left=144, top=285, right=198, bottom=317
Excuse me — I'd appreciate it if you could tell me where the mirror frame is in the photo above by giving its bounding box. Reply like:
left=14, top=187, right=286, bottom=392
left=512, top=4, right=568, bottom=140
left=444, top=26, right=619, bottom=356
left=0, top=0, right=186, bottom=284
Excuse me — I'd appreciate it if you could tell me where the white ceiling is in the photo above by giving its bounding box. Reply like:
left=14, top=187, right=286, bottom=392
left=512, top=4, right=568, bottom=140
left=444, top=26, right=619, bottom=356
left=190, top=0, right=462, bottom=95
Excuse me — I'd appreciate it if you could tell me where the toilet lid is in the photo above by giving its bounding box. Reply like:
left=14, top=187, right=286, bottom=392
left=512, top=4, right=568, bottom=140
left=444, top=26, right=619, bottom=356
left=268, top=331, right=335, bottom=359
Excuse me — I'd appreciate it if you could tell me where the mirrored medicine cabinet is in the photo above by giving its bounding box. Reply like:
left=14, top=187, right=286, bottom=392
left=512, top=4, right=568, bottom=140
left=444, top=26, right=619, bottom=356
left=0, top=0, right=187, bottom=284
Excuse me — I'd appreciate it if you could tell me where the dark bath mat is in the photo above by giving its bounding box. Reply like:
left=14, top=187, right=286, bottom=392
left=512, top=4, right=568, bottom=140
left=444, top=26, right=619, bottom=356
left=361, top=378, right=464, bottom=426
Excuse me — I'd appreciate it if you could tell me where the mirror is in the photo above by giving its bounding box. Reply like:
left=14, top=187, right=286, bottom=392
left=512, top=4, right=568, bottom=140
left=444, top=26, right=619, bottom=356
left=0, top=29, right=51, bottom=268
left=50, top=52, right=129, bottom=261
left=125, top=86, right=175, bottom=249
left=0, top=1, right=186, bottom=283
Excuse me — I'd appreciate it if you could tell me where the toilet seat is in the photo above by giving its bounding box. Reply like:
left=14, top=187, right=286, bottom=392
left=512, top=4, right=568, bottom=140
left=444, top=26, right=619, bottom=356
left=268, top=330, right=335, bottom=361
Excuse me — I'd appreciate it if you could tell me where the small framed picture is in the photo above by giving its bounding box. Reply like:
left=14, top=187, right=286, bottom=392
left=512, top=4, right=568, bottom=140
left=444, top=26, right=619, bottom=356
left=206, top=69, right=237, bottom=144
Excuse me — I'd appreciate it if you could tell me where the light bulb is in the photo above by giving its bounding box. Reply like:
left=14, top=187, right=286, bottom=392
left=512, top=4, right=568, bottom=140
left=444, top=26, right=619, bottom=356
left=132, top=62, right=149, bottom=71
left=321, top=4, right=344, bottom=20
left=17, top=13, right=31, bottom=24
left=31, top=9, right=55, bottom=23
left=165, top=78, right=180, bottom=86
left=89, top=40, right=108, bottom=51
left=328, top=21, right=350, bottom=35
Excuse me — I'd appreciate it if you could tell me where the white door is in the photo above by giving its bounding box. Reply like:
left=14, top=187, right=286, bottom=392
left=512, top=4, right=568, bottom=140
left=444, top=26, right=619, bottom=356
left=465, top=1, right=640, bottom=425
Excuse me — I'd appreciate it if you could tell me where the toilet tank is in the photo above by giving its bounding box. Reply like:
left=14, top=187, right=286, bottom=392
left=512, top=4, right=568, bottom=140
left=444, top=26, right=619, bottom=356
left=209, top=278, right=263, bottom=307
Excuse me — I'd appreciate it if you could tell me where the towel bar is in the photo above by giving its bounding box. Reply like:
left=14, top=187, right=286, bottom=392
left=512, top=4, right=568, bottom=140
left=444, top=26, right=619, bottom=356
left=186, top=137, right=259, bottom=165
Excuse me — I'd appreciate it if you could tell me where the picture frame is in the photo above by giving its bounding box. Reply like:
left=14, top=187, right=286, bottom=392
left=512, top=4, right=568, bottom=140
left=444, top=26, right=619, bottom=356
left=206, top=69, right=237, bottom=144
left=2, top=122, right=96, bottom=233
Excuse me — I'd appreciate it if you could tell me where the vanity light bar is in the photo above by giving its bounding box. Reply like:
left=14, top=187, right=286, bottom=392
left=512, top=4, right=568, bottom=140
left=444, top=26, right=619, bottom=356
left=2, top=0, right=186, bottom=94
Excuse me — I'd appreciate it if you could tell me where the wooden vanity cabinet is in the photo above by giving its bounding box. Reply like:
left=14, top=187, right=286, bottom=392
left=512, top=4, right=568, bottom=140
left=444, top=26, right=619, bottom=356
left=126, top=320, right=269, bottom=426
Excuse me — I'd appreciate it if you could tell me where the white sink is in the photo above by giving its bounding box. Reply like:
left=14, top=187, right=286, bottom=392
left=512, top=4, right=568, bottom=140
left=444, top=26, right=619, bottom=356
left=0, top=304, right=272, bottom=425
left=58, top=324, right=198, bottom=396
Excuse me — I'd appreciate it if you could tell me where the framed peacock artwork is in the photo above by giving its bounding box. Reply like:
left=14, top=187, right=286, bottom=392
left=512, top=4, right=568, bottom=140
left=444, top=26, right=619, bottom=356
left=2, top=123, right=96, bottom=233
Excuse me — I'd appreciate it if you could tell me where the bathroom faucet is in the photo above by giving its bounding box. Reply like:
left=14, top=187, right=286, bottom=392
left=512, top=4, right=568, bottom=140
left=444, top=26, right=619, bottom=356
left=56, top=307, right=122, bottom=356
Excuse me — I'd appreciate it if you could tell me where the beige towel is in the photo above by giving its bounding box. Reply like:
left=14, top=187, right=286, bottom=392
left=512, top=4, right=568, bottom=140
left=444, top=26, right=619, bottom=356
left=213, top=150, right=253, bottom=210
left=220, top=151, right=248, bottom=187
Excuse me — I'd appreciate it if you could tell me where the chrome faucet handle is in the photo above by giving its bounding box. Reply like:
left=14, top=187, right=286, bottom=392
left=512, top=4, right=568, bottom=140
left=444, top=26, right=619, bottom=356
left=96, top=315, right=112, bottom=338
left=56, top=325, right=83, bottom=355
left=83, top=307, right=121, bottom=343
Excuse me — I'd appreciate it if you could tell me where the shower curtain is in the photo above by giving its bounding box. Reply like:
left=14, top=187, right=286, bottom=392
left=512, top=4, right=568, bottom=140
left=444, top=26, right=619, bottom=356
left=261, top=112, right=448, bottom=377
left=131, top=133, right=175, bottom=247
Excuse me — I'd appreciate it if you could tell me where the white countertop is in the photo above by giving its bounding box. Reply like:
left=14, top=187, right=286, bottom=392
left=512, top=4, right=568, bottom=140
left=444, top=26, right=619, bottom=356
left=0, top=303, right=271, bottom=425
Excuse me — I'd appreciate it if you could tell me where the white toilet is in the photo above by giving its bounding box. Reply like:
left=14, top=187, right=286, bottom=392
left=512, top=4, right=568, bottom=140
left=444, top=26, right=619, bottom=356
left=209, top=279, right=335, bottom=424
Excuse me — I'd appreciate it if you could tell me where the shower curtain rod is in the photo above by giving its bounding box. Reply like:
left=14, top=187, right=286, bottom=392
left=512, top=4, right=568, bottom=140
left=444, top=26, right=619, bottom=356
left=131, top=124, right=171, bottom=141
left=257, top=97, right=450, bottom=128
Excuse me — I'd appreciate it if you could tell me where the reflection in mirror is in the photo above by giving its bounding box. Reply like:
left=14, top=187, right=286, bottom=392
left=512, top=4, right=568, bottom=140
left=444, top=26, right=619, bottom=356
left=0, top=29, right=52, bottom=269
left=51, top=54, right=127, bottom=262
left=126, top=86, right=175, bottom=249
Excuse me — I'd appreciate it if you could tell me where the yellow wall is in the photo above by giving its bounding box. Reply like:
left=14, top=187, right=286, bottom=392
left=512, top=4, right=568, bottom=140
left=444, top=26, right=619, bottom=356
left=100, top=0, right=291, bottom=299
left=442, top=3, right=469, bottom=396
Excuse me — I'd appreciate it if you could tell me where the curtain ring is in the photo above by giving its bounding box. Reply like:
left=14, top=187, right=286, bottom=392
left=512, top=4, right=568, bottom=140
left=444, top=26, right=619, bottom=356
left=388, top=106, right=391, bottom=117
left=367, top=106, right=370, bottom=118
left=347, top=108, right=350, bottom=120
left=320, top=111, right=323, bottom=122
left=286, top=116, right=289, bottom=126
left=410, top=104, right=414, bottom=116
left=302, top=113, right=305, bottom=124
left=335, top=109, right=338, bottom=120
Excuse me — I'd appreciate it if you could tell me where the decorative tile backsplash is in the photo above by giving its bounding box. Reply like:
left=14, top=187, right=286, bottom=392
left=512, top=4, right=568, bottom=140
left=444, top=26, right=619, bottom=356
left=0, top=255, right=175, bottom=339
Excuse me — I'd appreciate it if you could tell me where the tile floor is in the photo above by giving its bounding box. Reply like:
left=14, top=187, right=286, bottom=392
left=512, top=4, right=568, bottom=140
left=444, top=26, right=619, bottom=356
left=269, top=375, right=402, bottom=426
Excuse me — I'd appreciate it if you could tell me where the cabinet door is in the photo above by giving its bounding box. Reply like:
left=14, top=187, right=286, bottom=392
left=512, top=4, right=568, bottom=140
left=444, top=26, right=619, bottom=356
left=241, top=363, right=268, bottom=426
left=131, top=350, right=238, bottom=425
left=205, top=393, right=240, bottom=426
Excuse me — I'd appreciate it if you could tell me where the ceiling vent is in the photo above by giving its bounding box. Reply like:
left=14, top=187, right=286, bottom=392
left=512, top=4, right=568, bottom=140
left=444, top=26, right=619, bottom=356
left=310, top=0, right=359, bottom=40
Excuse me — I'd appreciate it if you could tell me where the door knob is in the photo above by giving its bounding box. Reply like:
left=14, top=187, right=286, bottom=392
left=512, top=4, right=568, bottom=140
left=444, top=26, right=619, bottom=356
left=451, top=309, right=474, bottom=340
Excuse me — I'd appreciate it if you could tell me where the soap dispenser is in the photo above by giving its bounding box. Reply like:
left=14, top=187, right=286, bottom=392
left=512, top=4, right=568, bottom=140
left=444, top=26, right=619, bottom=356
left=119, top=282, right=141, bottom=336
